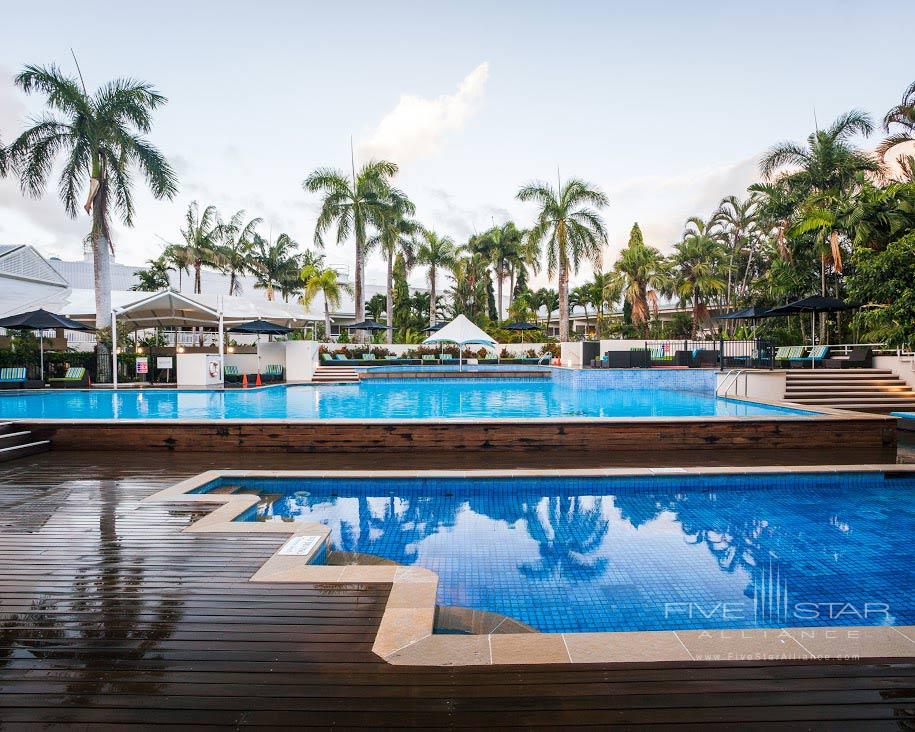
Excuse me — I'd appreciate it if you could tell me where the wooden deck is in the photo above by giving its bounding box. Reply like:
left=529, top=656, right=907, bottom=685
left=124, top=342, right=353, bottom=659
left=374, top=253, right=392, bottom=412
left=1, top=451, right=914, bottom=727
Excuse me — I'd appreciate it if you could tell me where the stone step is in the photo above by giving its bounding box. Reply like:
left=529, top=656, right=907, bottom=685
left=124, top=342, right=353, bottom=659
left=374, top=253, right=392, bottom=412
left=0, top=439, right=51, bottom=463
left=790, top=398, right=915, bottom=406
left=786, top=384, right=913, bottom=393
left=787, top=392, right=915, bottom=401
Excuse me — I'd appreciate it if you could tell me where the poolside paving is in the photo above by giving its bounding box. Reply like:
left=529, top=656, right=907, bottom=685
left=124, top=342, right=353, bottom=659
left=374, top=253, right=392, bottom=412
left=0, top=449, right=914, bottom=727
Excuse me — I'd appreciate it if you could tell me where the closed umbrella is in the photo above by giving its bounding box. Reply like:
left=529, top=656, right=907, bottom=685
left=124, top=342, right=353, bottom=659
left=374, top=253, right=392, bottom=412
left=0, top=309, right=95, bottom=382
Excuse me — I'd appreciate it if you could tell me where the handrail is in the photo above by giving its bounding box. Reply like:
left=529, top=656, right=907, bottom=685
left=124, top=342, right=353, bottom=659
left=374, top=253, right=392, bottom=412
left=716, top=369, right=747, bottom=398
left=538, top=354, right=553, bottom=365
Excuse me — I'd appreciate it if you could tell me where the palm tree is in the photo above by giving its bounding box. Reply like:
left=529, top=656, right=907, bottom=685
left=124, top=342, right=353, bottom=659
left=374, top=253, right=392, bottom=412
left=472, top=222, right=526, bottom=321
left=878, top=80, right=915, bottom=162
left=0, top=134, right=7, bottom=177
left=162, top=244, right=193, bottom=292
left=300, top=264, right=352, bottom=341
left=5, top=64, right=177, bottom=327
left=569, top=284, right=592, bottom=334
left=607, top=223, right=667, bottom=337
left=303, top=159, right=398, bottom=324
left=131, top=256, right=172, bottom=291
left=173, top=202, right=221, bottom=294
left=366, top=293, right=387, bottom=323
left=672, top=225, right=726, bottom=337
left=712, top=195, right=758, bottom=306
left=367, top=189, right=416, bottom=343
left=251, top=233, right=299, bottom=301
left=517, top=178, right=608, bottom=341
left=760, top=112, right=879, bottom=283
left=218, top=210, right=262, bottom=295
left=529, top=287, right=560, bottom=335
left=416, top=228, right=458, bottom=326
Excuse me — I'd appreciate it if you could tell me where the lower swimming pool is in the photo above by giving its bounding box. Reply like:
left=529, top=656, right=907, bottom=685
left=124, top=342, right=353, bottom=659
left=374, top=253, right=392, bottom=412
left=194, top=471, right=915, bottom=634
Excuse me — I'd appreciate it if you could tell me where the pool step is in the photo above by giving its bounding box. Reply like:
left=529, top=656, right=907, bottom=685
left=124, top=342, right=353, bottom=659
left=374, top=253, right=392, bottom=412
left=311, top=365, right=359, bottom=383
left=784, top=369, right=915, bottom=414
left=0, top=423, right=50, bottom=463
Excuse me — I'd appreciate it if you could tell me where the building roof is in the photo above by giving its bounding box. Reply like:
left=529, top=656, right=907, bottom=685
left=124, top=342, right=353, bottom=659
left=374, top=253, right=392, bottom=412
left=0, top=245, right=68, bottom=287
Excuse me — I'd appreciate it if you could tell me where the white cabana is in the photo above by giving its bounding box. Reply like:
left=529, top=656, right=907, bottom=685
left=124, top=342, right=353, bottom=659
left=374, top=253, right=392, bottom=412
left=422, top=314, right=496, bottom=369
left=109, top=289, right=319, bottom=387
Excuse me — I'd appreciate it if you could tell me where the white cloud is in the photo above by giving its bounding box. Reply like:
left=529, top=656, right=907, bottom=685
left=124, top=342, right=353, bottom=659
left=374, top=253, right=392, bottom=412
left=358, top=62, right=489, bottom=164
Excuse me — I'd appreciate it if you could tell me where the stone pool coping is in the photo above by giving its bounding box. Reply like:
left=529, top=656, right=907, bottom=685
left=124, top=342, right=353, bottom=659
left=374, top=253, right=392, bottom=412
left=143, top=465, right=915, bottom=666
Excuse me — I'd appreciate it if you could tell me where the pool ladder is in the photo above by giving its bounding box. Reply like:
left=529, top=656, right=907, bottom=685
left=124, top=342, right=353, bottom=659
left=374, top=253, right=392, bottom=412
left=716, top=369, right=748, bottom=398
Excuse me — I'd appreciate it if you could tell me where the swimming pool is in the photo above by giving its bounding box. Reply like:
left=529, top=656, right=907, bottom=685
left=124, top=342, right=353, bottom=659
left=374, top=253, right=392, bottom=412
left=0, top=375, right=811, bottom=420
left=195, top=471, right=915, bottom=634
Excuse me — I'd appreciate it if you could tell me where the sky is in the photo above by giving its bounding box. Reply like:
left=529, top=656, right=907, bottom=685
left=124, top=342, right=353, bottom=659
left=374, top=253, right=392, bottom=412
left=1, top=0, right=914, bottom=289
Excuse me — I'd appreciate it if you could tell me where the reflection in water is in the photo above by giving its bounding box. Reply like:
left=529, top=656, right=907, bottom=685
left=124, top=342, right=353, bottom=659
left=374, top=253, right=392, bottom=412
left=247, top=474, right=915, bottom=633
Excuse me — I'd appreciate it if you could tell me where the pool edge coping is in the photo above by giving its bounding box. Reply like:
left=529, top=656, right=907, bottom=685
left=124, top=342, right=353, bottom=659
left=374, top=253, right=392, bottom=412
left=143, top=465, right=915, bottom=666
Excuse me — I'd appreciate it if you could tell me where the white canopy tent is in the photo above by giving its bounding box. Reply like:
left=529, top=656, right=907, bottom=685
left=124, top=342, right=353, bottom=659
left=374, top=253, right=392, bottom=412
left=422, top=314, right=496, bottom=370
left=109, top=289, right=317, bottom=388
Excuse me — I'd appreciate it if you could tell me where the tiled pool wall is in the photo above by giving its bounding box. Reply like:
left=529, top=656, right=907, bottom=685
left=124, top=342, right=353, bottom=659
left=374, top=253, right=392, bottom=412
left=552, top=367, right=717, bottom=393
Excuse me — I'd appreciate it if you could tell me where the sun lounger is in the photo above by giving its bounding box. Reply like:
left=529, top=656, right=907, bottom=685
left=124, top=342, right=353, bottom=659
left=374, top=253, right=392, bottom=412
left=775, top=345, right=805, bottom=367
left=0, top=367, right=42, bottom=389
left=789, top=345, right=828, bottom=368
left=48, top=366, right=88, bottom=388
left=223, top=364, right=244, bottom=383
left=262, top=364, right=284, bottom=382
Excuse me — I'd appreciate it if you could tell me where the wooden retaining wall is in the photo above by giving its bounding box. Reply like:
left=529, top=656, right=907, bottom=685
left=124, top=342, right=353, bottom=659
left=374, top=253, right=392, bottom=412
left=26, top=416, right=897, bottom=454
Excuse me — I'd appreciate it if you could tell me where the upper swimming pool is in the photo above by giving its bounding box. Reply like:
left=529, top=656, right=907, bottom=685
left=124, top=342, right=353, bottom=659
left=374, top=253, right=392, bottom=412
left=0, top=372, right=812, bottom=420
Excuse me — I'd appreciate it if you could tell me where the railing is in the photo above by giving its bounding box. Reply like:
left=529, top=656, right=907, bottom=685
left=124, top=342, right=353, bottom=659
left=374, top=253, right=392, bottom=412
left=641, top=339, right=774, bottom=370
left=716, top=369, right=748, bottom=398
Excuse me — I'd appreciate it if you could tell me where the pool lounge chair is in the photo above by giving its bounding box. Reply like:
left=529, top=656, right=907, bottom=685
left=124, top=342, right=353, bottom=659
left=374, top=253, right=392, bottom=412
left=822, top=346, right=873, bottom=369
left=0, top=367, right=42, bottom=389
left=775, top=345, right=805, bottom=367
left=421, top=355, right=437, bottom=362
left=262, top=364, right=284, bottom=382
left=223, top=364, right=244, bottom=383
left=440, top=354, right=455, bottom=362
left=789, top=345, right=828, bottom=368
left=361, top=353, right=377, bottom=362
left=48, top=366, right=88, bottom=388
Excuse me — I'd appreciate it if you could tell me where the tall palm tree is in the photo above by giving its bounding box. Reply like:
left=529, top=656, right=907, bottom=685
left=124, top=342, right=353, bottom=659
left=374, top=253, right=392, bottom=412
left=252, top=233, right=299, bottom=301
left=712, top=195, right=758, bottom=306
left=416, top=228, right=458, bottom=326
left=472, top=222, right=526, bottom=321
left=517, top=178, right=608, bottom=341
left=300, top=264, right=352, bottom=341
left=529, top=287, right=560, bottom=335
left=760, top=112, right=879, bottom=285
left=607, top=223, right=667, bottom=337
left=367, top=189, right=416, bottom=343
left=218, top=210, right=262, bottom=295
left=672, top=226, right=726, bottom=337
left=878, top=80, right=915, bottom=162
left=0, top=134, right=7, bottom=177
left=303, top=159, right=398, bottom=324
left=174, top=202, right=221, bottom=294
left=6, top=63, right=177, bottom=327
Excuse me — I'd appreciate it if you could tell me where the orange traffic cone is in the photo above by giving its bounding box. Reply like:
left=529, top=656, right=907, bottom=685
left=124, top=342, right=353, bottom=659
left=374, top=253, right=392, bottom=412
left=255, top=372, right=262, bottom=387
left=242, top=373, right=248, bottom=388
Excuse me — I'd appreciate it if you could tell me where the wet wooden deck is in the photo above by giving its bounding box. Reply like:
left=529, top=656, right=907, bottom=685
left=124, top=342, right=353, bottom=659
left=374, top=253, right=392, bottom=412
left=1, top=451, right=914, bottom=727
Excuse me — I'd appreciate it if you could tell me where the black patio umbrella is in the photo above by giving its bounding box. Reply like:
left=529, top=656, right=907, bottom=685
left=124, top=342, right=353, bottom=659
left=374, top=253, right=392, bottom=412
left=502, top=321, right=541, bottom=343
left=227, top=319, right=293, bottom=335
left=0, top=308, right=94, bottom=381
left=420, top=323, right=445, bottom=333
left=767, top=297, right=856, bottom=348
left=715, top=306, right=773, bottom=320
left=344, top=319, right=387, bottom=332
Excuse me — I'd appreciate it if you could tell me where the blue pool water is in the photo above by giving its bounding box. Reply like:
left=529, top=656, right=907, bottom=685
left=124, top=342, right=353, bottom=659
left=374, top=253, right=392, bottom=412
left=0, top=377, right=811, bottom=420
left=197, top=472, right=915, bottom=633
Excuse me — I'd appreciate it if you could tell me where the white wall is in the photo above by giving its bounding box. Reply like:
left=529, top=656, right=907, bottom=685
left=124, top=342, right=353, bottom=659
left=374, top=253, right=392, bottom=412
left=176, top=353, right=223, bottom=387
left=319, top=342, right=551, bottom=358
left=285, top=341, right=319, bottom=382
left=875, top=355, right=915, bottom=389
left=560, top=342, right=583, bottom=368
left=715, top=370, right=787, bottom=402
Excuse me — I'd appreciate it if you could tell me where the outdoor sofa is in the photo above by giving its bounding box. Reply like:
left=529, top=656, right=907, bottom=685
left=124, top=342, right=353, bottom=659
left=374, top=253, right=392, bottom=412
left=822, top=346, right=873, bottom=369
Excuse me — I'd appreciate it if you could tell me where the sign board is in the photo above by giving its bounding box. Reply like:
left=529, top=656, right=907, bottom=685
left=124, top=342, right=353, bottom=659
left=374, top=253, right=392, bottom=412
left=278, top=535, right=321, bottom=557
left=135, top=356, right=148, bottom=374
left=156, top=356, right=173, bottom=370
